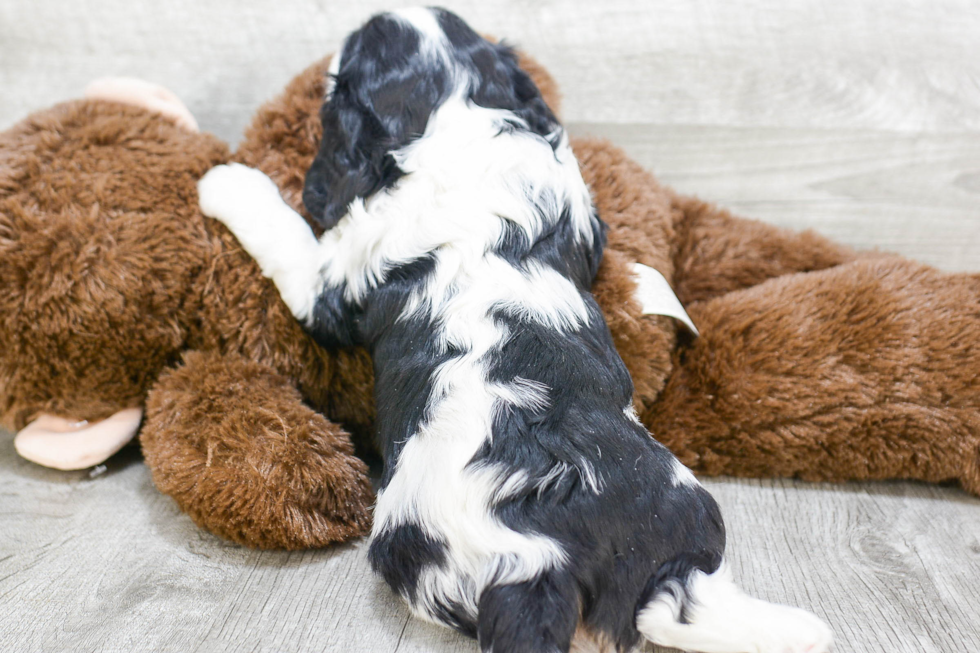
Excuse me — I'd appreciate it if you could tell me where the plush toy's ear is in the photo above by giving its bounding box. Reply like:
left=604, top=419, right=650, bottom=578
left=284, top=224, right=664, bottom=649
left=84, top=78, right=199, bottom=132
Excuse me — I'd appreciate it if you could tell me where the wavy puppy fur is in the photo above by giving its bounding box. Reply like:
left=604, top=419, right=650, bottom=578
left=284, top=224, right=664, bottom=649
left=200, top=8, right=831, bottom=652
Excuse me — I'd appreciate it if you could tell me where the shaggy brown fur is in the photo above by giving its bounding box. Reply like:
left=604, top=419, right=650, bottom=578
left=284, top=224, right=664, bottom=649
left=0, top=101, right=225, bottom=426
left=2, top=51, right=978, bottom=553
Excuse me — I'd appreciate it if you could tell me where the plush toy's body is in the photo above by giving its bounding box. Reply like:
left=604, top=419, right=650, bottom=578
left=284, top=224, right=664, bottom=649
left=1, top=52, right=978, bottom=552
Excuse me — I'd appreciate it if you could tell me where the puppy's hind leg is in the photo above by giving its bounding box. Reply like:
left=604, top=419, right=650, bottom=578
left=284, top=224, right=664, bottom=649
left=636, top=561, right=832, bottom=653
left=477, top=569, right=579, bottom=653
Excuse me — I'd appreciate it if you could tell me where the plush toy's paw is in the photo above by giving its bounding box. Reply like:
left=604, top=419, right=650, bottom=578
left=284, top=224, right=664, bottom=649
left=85, top=77, right=199, bottom=132
left=142, top=350, right=373, bottom=549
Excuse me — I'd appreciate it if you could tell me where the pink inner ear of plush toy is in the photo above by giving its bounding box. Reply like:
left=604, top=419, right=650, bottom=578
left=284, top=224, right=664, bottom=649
left=14, top=408, right=144, bottom=471
left=84, top=77, right=199, bottom=132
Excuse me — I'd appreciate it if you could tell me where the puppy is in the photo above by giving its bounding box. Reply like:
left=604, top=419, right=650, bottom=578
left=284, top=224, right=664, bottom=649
left=199, top=8, right=832, bottom=653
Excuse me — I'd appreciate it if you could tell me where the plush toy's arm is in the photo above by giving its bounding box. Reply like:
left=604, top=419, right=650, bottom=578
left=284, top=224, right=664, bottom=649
left=669, top=193, right=858, bottom=307
left=649, top=256, right=980, bottom=496
left=141, top=349, right=373, bottom=549
left=198, top=163, right=358, bottom=348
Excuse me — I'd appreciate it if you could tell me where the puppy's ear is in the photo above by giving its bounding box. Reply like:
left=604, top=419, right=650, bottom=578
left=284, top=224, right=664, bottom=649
left=480, top=32, right=562, bottom=118
left=435, top=10, right=560, bottom=141
left=513, top=50, right=562, bottom=118
left=303, top=88, right=396, bottom=230
left=303, top=14, right=446, bottom=229
left=495, top=43, right=562, bottom=142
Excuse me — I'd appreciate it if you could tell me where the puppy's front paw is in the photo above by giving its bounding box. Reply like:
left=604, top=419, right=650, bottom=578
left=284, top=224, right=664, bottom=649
left=197, top=163, right=283, bottom=230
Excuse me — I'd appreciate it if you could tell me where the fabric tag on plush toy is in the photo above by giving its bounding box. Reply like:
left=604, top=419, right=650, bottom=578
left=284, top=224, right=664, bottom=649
left=631, top=263, right=699, bottom=336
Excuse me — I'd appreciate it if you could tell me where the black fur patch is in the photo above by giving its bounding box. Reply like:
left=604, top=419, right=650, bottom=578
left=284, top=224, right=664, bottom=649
left=369, top=522, right=448, bottom=602
left=472, top=300, right=726, bottom=648
left=306, top=255, right=446, bottom=490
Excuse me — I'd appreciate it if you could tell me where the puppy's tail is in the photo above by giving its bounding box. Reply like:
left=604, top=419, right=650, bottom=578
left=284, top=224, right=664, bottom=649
left=634, top=555, right=833, bottom=653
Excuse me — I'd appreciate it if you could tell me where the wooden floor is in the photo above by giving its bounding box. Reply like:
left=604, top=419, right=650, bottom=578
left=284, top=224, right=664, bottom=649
left=2, top=1, right=980, bottom=652
left=3, top=437, right=979, bottom=653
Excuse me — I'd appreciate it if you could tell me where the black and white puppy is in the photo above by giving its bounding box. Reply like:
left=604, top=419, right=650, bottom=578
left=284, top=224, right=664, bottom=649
left=199, top=8, right=832, bottom=653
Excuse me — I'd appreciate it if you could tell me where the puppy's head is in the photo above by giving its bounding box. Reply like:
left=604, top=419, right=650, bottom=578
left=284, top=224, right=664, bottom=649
left=303, top=7, right=560, bottom=230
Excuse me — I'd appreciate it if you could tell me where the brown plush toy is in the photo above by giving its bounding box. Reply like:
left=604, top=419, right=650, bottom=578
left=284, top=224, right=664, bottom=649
left=2, top=51, right=978, bottom=556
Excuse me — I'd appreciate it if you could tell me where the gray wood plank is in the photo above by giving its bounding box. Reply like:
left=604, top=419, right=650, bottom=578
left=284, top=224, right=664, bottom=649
left=3, top=0, right=980, bottom=145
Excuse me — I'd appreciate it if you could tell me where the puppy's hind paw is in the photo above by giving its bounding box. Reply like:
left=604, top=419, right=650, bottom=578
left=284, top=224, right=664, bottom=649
left=637, top=566, right=833, bottom=653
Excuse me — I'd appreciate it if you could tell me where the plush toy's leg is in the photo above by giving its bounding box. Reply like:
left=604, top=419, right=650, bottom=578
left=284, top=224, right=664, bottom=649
left=141, top=350, right=373, bottom=549
left=670, top=194, right=858, bottom=306
left=647, top=256, right=980, bottom=495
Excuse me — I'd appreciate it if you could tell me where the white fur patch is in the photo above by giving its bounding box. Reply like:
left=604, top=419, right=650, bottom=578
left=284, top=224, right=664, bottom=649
left=671, top=458, right=700, bottom=487
left=311, top=94, right=595, bottom=312
left=623, top=403, right=643, bottom=426
left=324, top=47, right=342, bottom=100
left=392, top=7, right=449, bottom=49
left=636, top=561, right=833, bottom=653
left=492, top=376, right=551, bottom=415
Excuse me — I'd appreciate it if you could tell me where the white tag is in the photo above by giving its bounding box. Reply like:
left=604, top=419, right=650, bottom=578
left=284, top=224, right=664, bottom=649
left=631, top=263, right=699, bottom=336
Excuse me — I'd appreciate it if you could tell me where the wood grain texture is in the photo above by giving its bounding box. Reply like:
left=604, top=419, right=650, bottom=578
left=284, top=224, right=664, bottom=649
left=568, top=123, right=980, bottom=271
left=2, top=0, right=980, bottom=143
left=2, top=429, right=979, bottom=653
